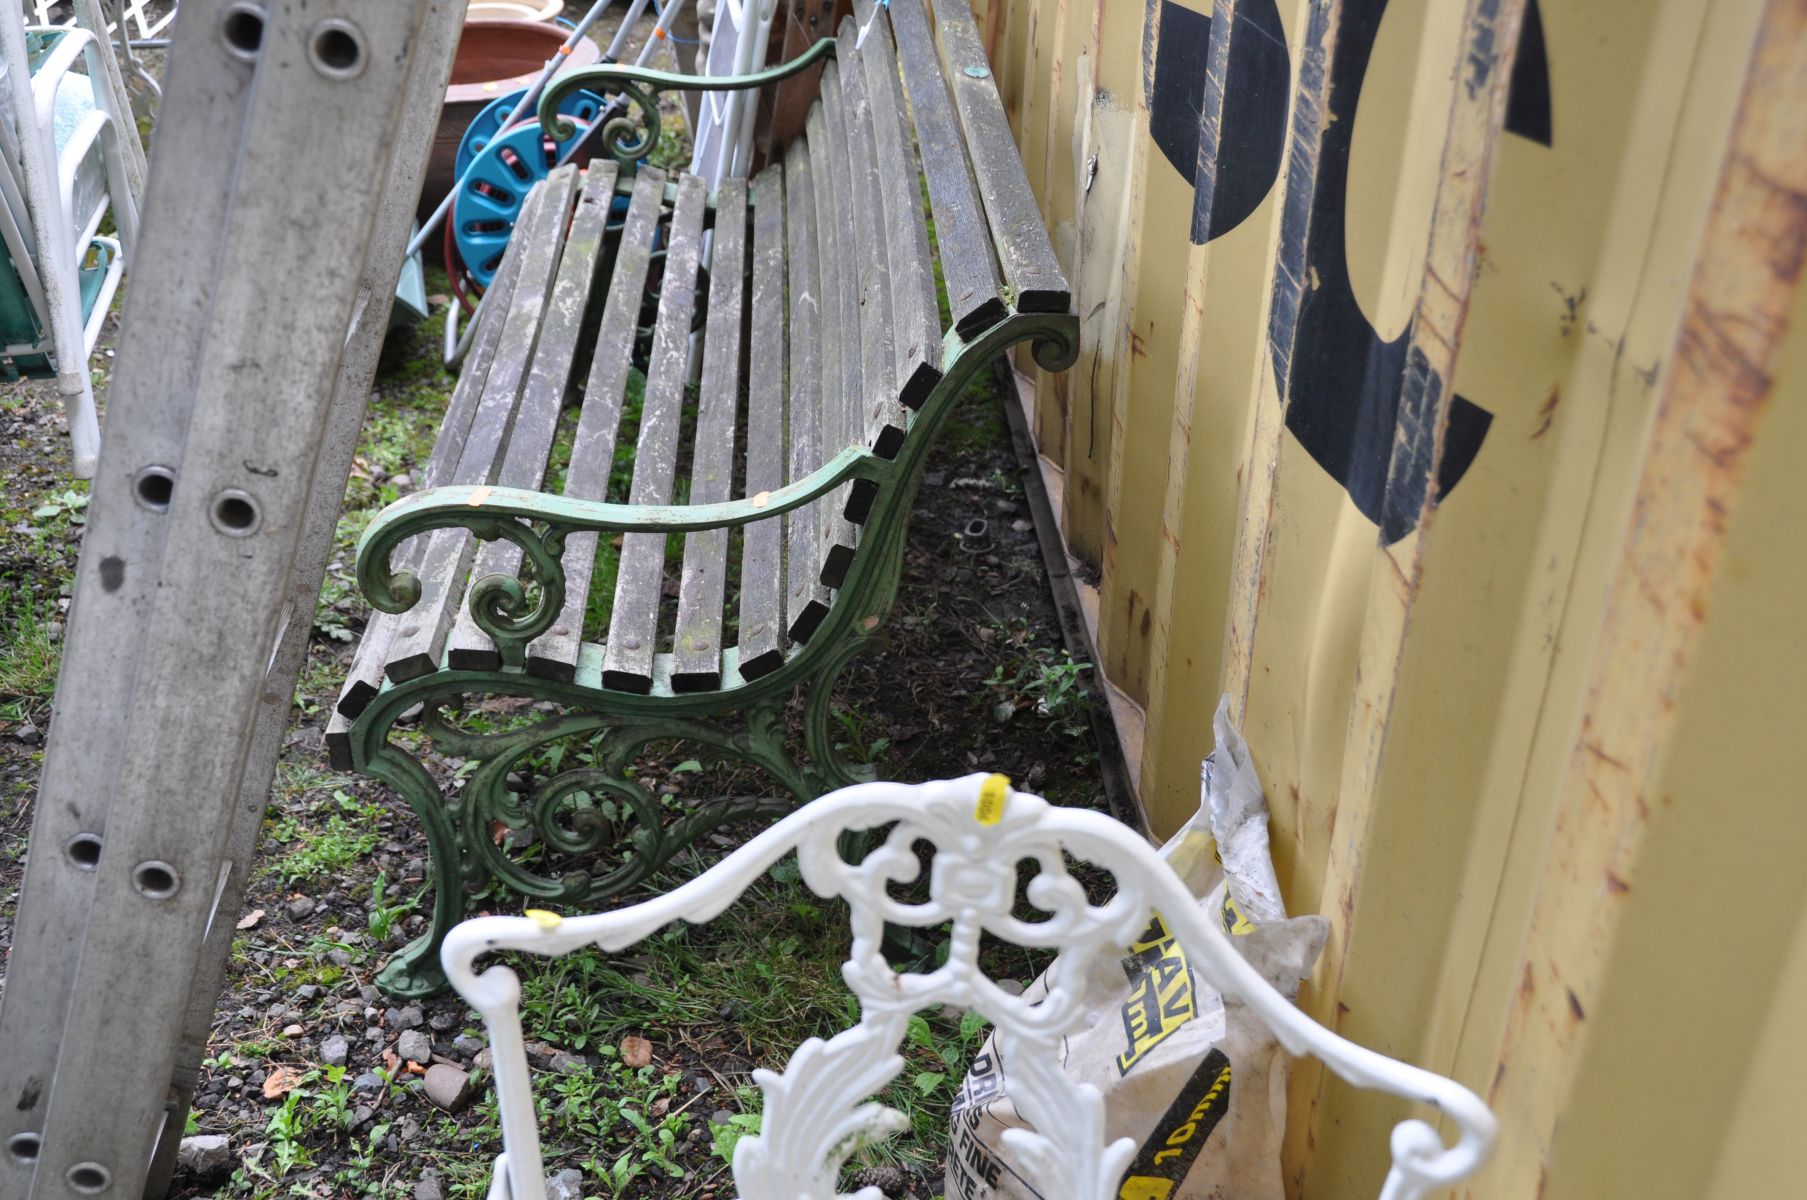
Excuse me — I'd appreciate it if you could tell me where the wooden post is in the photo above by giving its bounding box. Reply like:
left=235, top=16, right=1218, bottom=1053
left=0, top=2, right=437, bottom=1196
left=765, top=0, right=842, bottom=160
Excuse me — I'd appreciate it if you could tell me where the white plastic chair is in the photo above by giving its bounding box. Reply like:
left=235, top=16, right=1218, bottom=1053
left=0, top=17, right=142, bottom=476
left=444, top=774, right=1496, bottom=1200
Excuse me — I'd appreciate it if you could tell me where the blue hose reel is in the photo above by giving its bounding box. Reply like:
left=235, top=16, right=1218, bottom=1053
left=452, top=87, right=605, bottom=287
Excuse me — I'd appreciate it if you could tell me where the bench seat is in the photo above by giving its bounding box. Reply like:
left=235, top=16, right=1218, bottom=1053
left=326, top=0, right=1078, bottom=997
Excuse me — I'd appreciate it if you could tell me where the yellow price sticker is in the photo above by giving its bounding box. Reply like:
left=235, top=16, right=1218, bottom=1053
left=974, top=774, right=1011, bottom=825
left=524, top=909, right=563, bottom=930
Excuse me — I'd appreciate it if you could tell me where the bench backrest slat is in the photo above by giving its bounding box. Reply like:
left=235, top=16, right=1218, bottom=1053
left=816, top=62, right=882, bottom=534
left=672, top=178, right=751, bottom=693
left=527, top=168, right=671, bottom=680
left=449, top=164, right=616, bottom=673
left=858, top=0, right=943, bottom=411
left=932, top=1, right=1071, bottom=312
left=888, top=0, right=1006, bottom=338
left=738, top=163, right=789, bottom=679
left=806, top=100, right=862, bottom=591
left=333, top=181, right=543, bottom=722
left=783, top=137, right=833, bottom=645
left=836, top=17, right=910, bottom=469
left=603, top=173, right=709, bottom=692
left=386, top=169, right=576, bottom=682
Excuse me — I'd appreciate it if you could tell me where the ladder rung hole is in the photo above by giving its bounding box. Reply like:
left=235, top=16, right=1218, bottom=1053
left=6, top=1133, right=40, bottom=1165
left=210, top=490, right=261, bottom=536
left=65, top=833, right=102, bottom=870
left=308, top=19, right=366, bottom=79
left=132, top=861, right=180, bottom=900
left=220, top=3, right=265, bottom=61
left=133, top=464, right=175, bottom=511
left=66, top=1163, right=111, bottom=1195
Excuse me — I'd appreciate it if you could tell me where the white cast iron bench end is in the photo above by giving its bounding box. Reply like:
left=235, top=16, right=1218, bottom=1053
left=443, top=775, right=1496, bottom=1200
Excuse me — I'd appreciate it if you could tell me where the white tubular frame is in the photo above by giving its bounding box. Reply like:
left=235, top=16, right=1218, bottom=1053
left=0, top=19, right=141, bottom=476
left=445, top=775, right=1497, bottom=1200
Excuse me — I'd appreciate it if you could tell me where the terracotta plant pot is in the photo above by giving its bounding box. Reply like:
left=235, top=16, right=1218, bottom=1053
left=422, top=19, right=601, bottom=216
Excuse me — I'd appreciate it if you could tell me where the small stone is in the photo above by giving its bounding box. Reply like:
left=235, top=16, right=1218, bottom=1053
left=352, top=1072, right=386, bottom=1093
left=391, top=473, right=413, bottom=490
left=352, top=1105, right=376, bottom=1127
left=548, top=1051, right=584, bottom=1075
left=295, top=984, right=322, bottom=1002
left=175, top=1134, right=232, bottom=1179
left=281, top=1024, right=304, bottom=1039
left=998, top=979, right=1026, bottom=997
left=15, top=721, right=41, bottom=746
left=472, top=1048, right=493, bottom=1072
left=413, top=1177, right=443, bottom=1200
left=396, top=1029, right=432, bottom=1065
left=544, top=1168, right=585, bottom=1200
left=711, top=1109, right=734, bottom=1126
left=452, top=1033, right=485, bottom=1058
left=390, top=1005, right=426, bottom=1030
left=287, top=897, right=314, bottom=921
left=429, top=1010, right=458, bottom=1032
left=327, top=949, right=353, bottom=967
left=320, top=1034, right=351, bottom=1066
left=422, top=1063, right=475, bottom=1113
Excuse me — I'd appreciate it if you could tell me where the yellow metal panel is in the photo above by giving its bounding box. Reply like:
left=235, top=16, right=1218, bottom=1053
left=1095, top=1, right=1210, bottom=706
left=1139, top=0, right=1306, bottom=832
left=1056, top=0, right=1146, bottom=561
left=1476, top=4, right=1807, bottom=1191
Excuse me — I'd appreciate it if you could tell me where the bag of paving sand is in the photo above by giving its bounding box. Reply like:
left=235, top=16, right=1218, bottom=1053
left=946, top=697, right=1328, bottom=1200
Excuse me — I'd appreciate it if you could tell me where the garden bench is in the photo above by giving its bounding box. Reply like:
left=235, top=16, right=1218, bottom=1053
left=443, top=774, right=1498, bottom=1200
left=325, top=0, right=1078, bottom=998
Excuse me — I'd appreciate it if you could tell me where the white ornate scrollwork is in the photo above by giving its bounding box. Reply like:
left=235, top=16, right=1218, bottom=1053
left=442, top=775, right=1496, bottom=1200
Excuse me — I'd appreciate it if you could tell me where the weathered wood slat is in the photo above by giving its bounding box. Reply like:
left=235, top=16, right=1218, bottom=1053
left=784, top=139, right=832, bottom=645
left=385, top=171, right=575, bottom=681
left=449, top=164, right=615, bottom=672
left=526, top=168, right=670, bottom=680
left=933, top=0, right=1071, bottom=312
left=671, top=178, right=750, bottom=692
left=889, top=0, right=1006, bottom=338
left=817, top=62, right=880, bottom=534
left=857, top=0, right=943, bottom=409
left=837, top=17, right=909, bottom=525
left=603, top=173, right=708, bottom=692
left=806, top=102, right=860, bottom=591
left=332, top=220, right=535, bottom=718
left=738, top=164, right=788, bottom=679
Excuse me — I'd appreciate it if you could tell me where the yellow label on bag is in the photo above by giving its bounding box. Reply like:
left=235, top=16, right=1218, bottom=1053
left=974, top=774, right=1010, bottom=825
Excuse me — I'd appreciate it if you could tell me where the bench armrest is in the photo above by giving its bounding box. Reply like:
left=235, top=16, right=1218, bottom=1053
left=356, top=445, right=883, bottom=656
left=540, top=38, right=837, bottom=169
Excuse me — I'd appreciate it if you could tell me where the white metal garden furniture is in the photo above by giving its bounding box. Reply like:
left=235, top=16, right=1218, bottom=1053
left=444, top=774, right=1497, bottom=1200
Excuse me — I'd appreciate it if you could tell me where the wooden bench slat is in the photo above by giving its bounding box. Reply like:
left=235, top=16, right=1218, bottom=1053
left=932, top=1, right=1071, bottom=313
left=448, top=163, right=618, bottom=672
left=784, top=138, right=832, bottom=645
left=671, top=177, right=750, bottom=693
left=857, top=0, right=944, bottom=410
left=603, top=173, right=709, bottom=692
left=526, top=167, right=670, bottom=681
left=737, top=163, right=788, bottom=679
left=385, top=169, right=577, bottom=682
left=806, top=100, right=861, bottom=591
left=836, top=17, right=910, bottom=527
left=818, top=62, right=873, bottom=535
left=888, top=0, right=1007, bottom=339
left=334, top=183, right=541, bottom=719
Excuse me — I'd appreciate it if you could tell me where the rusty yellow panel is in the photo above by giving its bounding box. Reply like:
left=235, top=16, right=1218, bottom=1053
left=1138, top=0, right=1308, bottom=832
left=1295, top=0, right=1766, bottom=1192
left=1472, top=6, right=1807, bottom=1194
left=1055, top=0, right=1147, bottom=562
left=1093, top=0, right=1211, bottom=707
